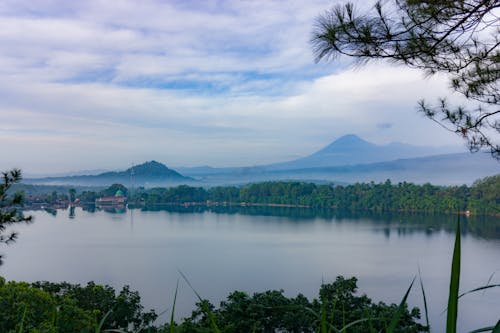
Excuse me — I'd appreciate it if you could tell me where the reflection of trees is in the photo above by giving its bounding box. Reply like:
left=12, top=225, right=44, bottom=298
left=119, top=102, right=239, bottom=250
left=137, top=205, right=500, bottom=239
left=69, top=206, right=75, bottom=219
left=99, top=207, right=126, bottom=214
left=80, top=204, right=96, bottom=213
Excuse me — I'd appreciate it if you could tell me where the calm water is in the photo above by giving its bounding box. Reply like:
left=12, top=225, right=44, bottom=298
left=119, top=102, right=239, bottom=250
left=1, top=207, right=499, bottom=332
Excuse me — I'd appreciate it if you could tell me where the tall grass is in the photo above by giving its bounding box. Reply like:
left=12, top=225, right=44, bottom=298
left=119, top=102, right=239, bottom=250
left=447, top=216, right=461, bottom=333
left=179, top=270, right=221, bottom=333
left=386, top=278, right=415, bottom=333
left=169, top=280, right=179, bottom=333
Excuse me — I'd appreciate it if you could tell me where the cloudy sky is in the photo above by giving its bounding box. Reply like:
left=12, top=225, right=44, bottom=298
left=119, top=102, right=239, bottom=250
left=0, top=0, right=467, bottom=174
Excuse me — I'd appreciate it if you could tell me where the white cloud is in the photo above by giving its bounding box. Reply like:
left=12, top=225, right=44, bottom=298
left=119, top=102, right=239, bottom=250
left=0, top=0, right=467, bottom=174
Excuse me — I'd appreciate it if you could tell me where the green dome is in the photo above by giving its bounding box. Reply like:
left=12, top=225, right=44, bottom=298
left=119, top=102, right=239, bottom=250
left=115, top=190, right=125, bottom=197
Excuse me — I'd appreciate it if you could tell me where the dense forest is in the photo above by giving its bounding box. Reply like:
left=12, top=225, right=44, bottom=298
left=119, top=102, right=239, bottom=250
left=0, top=276, right=426, bottom=333
left=22, top=175, right=500, bottom=215
left=130, top=176, right=500, bottom=215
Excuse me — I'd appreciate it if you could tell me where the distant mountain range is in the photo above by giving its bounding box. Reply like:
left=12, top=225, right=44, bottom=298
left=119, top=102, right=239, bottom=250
left=265, top=134, right=457, bottom=170
left=176, top=134, right=461, bottom=176
left=25, top=161, right=192, bottom=186
left=25, top=134, right=499, bottom=186
left=176, top=134, right=498, bottom=185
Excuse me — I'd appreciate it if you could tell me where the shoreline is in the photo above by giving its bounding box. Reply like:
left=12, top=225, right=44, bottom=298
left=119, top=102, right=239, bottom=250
left=23, top=201, right=500, bottom=218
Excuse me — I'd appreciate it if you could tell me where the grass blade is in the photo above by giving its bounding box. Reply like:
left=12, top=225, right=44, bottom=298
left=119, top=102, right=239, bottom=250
left=95, top=309, right=113, bottom=333
left=169, top=279, right=179, bottom=333
left=446, top=216, right=461, bottom=333
left=178, top=270, right=221, bottom=333
left=483, top=271, right=496, bottom=296
left=329, top=300, right=337, bottom=333
left=467, top=328, right=494, bottom=333
left=339, top=318, right=370, bottom=332
left=319, top=297, right=328, bottom=333
left=365, top=310, right=376, bottom=333
left=458, top=284, right=500, bottom=299
left=294, top=307, right=340, bottom=333
left=17, top=304, right=27, bottom=333
left=418, top=266, right=430, bottom=331
left=494, top=319, right=500, bottom=333
left=467, top=319, right=500, bottom=333
left=342, top=304, right=346, bottom=333
left=386, top=277, right=415, bottom=333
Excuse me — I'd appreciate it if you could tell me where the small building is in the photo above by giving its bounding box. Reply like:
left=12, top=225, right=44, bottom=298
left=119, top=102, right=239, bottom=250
left=95, top=190, right=127, bottom=207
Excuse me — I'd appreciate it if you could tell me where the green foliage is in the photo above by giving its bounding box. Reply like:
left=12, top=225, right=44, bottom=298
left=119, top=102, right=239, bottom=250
left=78, top=190, right=100, bottom=204
left=31, top=281, right=157, bottom=332
left=311, top=0, right=499, bottom=158
left=103, top=184, right=129, bottom=197
left=387, top=278, right=415, bottom=333
left=0, top=280, right=94, bottom=333
left=69, top=188, right=76, bottom=203
left=161, top=276, right=426, bottom=333
left=0, top=169, right=32, bottom=265
left=125, top=176, right=499, bottom=216
left=447, top=218, right=461, bottom=333
left=25, top=176, right=497, bottom=216
left=469, top=175, right=500, bottom=214
left=0, top=280, right=158, bottom=333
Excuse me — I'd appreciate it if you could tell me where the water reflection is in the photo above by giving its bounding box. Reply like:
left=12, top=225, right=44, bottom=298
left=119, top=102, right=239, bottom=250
left=69, top=206, right=75, bottom=219
left=139, top=205, right=500, bottom=240
left=67, top=203, right=500, bottom=239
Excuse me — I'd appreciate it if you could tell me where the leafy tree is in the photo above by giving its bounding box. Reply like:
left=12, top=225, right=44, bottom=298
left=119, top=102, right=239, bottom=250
left=0, top=169, right=32, bottom=265
left=125, top=179, right=499, bottom=215
left=314, top=276, right=425, bottom=332
left=469, top=174, right=500, bottom=213
left=32, top=281, right=158, bottom=332
left=103, top=183, right=128, bottom=197
left=311, top=0, right=499, bottom=159
left=0, top=278, right=96, bottom=333
left=69, top=188, right=76, bottom=203
left=78, top=190, right=99, bottom=204
left=0, top=279, right=158, bottom=333
left=164, top=276, right=426, bottom=332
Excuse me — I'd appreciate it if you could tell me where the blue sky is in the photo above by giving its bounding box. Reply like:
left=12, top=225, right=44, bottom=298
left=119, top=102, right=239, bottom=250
left=0, top=0, right=467, bottom=174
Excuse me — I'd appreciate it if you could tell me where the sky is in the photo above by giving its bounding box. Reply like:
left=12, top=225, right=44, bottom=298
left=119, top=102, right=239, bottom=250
left=0, top=0, right=468, bottom=174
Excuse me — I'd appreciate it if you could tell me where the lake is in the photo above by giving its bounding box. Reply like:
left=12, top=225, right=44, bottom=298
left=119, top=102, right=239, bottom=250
left=1, top=206, right=499, bottom=332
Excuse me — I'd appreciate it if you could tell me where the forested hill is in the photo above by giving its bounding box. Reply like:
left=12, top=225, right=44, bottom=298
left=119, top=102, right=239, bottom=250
left=125, top=174, right=500, bottom=216
left=24, top=161, right=192, bottom=186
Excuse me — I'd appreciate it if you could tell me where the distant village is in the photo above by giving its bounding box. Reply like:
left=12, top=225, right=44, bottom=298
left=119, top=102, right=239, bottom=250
left=23, top=185, right=129, bottom=212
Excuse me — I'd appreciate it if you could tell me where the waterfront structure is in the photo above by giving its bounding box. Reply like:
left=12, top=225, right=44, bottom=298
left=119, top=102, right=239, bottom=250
left=95, top=190, right=127, bottom=207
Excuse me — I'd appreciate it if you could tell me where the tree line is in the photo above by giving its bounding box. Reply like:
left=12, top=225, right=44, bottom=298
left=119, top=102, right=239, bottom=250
left=126, top=176, right=499, bottom=215
left=0, top=276, right=426, bottom=333
left=19, top=175, right=499, bottom=215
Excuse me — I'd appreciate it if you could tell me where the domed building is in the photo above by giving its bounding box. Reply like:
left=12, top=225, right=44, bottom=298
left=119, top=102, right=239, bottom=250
left=95, top=190, right=127, bottom=207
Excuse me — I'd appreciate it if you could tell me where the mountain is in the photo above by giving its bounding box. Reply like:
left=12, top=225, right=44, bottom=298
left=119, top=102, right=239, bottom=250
left=25, top=161, right=192, bottom=186
left=265, top=152, right=500, bottom=185
left=24, top=136, right=498, bottom=187
left=178, top=152, right=499, bottom=186
left=266, top=134, right=455, bottom=170
left=176, top=134, right=420, bottom=175
left=175, top=135, right=497, bottom=185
